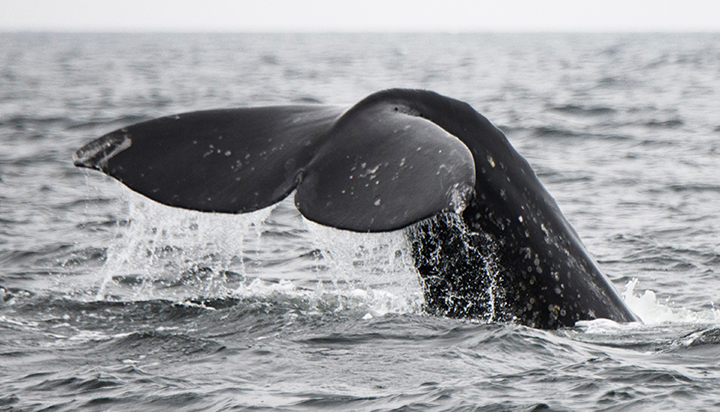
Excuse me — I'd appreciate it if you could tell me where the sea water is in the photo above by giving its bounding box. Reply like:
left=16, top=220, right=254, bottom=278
left=1, top=32, right=719, bottom=411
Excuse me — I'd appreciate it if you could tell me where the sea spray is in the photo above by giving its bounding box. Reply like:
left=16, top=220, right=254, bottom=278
left=304, top=219, right=424, bottom=316
left=408, top=212, right=509, bottom=323
left=623, top=279, right=720, bottom=325
left=95, top=187, right=274, bottom=301
left=89, top=187, right=424, bottom=316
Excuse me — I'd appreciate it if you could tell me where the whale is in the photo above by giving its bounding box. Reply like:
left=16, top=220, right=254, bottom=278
left=74, top=89, right=640, bottom=329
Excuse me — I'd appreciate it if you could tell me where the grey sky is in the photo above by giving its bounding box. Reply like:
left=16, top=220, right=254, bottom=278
left=2, top=0, right=720, bottom=32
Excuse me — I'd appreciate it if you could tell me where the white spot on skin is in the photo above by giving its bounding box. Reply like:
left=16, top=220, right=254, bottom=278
left=518, top=216, right=524, bottom=223
left=374, top=198, right=381, bottom=206
left=522, top=247, right=532, bottom=260
left=487, top=155, right=496, bottom=168
left=225, top=150, right=232, bottom=156
left=541, top=224, right=551, bottom=238
left=359, top=164, right=381, bottom=180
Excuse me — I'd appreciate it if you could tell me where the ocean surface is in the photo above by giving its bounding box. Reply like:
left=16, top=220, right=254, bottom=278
left=1, top=32, right=719, bottom=411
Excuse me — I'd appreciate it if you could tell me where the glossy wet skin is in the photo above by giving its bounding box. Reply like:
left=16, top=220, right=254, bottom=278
left=383, top=90, right=639, bottom=328
left=75, top=89, right=639, bottom=329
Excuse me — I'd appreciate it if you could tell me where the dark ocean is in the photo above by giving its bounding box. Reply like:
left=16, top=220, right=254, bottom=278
left=1, top=32, right=719, bottom=411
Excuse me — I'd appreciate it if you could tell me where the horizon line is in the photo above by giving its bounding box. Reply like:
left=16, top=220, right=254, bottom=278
left=3, top=29, right=720, bottom=34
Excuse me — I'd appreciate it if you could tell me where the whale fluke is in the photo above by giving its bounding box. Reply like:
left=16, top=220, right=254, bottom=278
left=74, top=95, right=475, bottom=232
left=75, top=89, right=640, bottom=329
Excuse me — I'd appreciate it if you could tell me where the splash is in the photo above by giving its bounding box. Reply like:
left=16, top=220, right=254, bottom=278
left=576, top=279, right=720, bottom=334
left=233, top=277, right=422, bottom=318
left=407, top=212, right=507, bottom=323
left=96, top=188, right=274, bottom=301
left=303, top=220, right=424, bottom=316
left=622, top=279, right=720, bottom=325
left=89, top=186, right=425, bottom=317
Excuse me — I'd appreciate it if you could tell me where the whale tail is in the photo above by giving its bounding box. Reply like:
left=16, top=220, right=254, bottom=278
left=75, top=89, right=643, bottom=329
left=74, top=90, right=476, bottom=232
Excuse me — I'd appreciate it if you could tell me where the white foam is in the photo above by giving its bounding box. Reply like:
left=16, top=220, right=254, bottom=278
left=573, top=279, right=720, bottom=334
left=622, top=278, right=720, bottom=325
left=231, top=278, right=422, bottom=317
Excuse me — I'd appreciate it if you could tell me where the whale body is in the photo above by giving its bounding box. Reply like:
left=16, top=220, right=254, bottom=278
left=74, top=89, right=640, bottom=329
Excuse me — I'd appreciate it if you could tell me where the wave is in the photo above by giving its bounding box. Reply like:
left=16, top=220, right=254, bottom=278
left=50, top=193, right=720, bottom=332
left=0, top=113, right=155, bottom=137
left=95, top=330, right=225, bottom=360
left=64, top=115, right=154, bottom=131
left=621, top=279, right=720, bottom=326
left=0, top=114, right=68, bottom=128
left=668, top=184, right=720, bottom=193
left=532, top=125, right=582, bottom=139
left=643, top=119, right=684, bottom=128
left=674, top=328, right=720, bottom=348
left=11, top=273, right=720, bottom=341
left=519, top=124, right=630, bottom=141
left=549, top=104, right=617, bottom=117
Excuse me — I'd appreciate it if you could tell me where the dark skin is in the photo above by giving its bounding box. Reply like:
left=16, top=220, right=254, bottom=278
left=75, top=89, right=639, bottom=329
left=389, top=89, right=639, bottom=328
